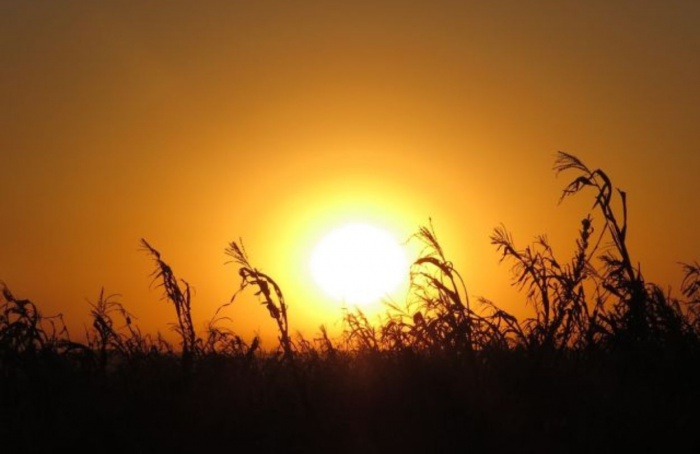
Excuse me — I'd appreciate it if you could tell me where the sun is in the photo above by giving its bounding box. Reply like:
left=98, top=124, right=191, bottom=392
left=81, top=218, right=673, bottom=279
left=309, top=222, right=409, bottom=305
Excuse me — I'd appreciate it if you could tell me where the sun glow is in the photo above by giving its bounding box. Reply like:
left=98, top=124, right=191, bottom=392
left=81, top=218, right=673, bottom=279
left=309, top=222, right=409, bottom=305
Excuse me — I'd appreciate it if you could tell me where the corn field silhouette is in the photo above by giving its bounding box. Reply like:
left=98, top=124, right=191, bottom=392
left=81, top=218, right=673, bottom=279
left=1, top=152, right=699, bottom=453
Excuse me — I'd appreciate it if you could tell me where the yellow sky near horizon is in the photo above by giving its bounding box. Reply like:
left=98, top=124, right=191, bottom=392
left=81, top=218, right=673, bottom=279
left=1, top=1, right=699, bottom=346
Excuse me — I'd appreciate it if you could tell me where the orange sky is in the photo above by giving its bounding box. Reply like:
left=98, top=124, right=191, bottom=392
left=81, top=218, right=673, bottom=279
left=2, top=1, right=699, bottom=346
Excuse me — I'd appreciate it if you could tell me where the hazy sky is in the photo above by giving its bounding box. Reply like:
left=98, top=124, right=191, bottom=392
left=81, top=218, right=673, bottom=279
left=2, top=1, right=699, bottom=344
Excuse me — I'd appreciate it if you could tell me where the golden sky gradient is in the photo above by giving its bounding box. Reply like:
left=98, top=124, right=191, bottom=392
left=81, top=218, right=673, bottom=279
left=2, top=1, right=699, bottom=345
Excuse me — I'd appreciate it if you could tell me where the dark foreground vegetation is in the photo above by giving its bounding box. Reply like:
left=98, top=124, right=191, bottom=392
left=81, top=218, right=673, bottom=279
left=2, top=153, right=699, bottom=453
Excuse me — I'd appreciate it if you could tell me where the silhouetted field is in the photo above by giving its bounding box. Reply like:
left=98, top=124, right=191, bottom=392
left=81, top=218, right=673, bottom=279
left=2, top=153, right=699, bottom=453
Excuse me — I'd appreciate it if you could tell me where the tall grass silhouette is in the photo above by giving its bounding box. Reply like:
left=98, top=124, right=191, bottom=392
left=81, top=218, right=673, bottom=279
left=226, top=240, right=294, bottom=361
left=1, top=152, right=699, bottom=452
left=141, top=239, right=198, bottom=372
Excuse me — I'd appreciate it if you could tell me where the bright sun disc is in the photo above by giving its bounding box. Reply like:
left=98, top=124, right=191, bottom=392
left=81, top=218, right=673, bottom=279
left=310, top=223, right=408, bottom=305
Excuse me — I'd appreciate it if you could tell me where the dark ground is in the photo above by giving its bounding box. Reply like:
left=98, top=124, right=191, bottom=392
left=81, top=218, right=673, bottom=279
left=2, top=349, right=697, bottom=454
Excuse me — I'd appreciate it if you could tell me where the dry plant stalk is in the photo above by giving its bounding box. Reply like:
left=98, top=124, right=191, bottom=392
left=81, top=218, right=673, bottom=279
left=554, top=152, right=691, bottom=348
left=141, top=239, right=198, bottom=367
left=226, top=240, right=293, bottom=361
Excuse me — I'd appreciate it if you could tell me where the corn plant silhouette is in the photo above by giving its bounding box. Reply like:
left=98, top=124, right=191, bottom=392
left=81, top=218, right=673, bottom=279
left=342, top=306, right=380, bottom=352
left=410, top=224, right=524, bottom=352
left=682, top=262, right=700, bottom=333
left=348, top=222, right=522, bottom=355
left=85, top=288, right=159, bottom=369
left=201, top=311, right=260, bottom=359
left=553, top=152, right=694, bottom=350
left=141, top=239, right=198, bottom=371
left=87, top=289, right=129, bottom=369
left=491, top=217, right=604, bottom=353
left=226, top=240, right=293, bottom=361
left=0, top=282, right=85, bottom=376
left=1, top=283, right=51, bottom=358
